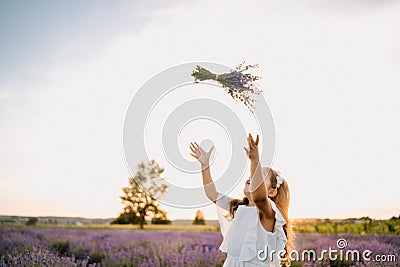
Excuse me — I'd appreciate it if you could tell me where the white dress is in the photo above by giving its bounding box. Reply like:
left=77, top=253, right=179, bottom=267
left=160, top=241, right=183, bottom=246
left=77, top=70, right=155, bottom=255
left=216, top=193, right=287, bottom=267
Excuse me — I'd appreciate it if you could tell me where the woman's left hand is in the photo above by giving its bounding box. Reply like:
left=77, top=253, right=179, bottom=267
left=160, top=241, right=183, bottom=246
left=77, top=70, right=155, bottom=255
left=244, top=133, right=260, bottom=161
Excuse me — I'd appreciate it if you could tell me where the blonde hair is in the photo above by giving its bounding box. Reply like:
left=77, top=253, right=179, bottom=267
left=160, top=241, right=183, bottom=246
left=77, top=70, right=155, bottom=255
left=263, top=167, right=294, bottom=266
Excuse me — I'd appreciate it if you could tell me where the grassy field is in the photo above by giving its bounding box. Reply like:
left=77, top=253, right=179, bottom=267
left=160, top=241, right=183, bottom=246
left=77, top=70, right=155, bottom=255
left=292, top=216, right=400, bottom=235
left=2, top=215, right=400, bottom=235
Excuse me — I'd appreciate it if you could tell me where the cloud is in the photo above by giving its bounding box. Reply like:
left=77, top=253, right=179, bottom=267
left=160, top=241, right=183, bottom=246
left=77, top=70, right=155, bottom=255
left=0, top=0, right=196, bottom=82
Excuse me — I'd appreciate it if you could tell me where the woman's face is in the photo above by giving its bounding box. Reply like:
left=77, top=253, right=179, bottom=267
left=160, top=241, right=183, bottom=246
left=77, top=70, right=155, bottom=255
left=243, top=177, right=251, bottom=198
left=243, top=172, right=276, bottom=199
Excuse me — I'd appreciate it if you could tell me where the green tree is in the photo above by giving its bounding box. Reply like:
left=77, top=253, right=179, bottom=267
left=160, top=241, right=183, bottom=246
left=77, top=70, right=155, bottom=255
left=151, top=209, right=171, bottom=225
left=193, top=210, right=206, bottom=225
left=26, top=217, right=38, bottom=226
left=332, top=221, right=338, bottom=234
left=114, top=160, right=169, bottom=229
left=362, top=217, right=373, bottom=233
left=111, top=207, right=141, bottom=225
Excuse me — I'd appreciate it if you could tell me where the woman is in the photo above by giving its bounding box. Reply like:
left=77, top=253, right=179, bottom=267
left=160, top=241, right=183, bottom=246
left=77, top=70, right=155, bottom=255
left=189, top=134, right=294, bottom=266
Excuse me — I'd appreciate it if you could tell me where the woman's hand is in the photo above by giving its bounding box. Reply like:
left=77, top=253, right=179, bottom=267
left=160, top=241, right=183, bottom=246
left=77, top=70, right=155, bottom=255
left=190, top=141, right=219, bottom=202
left=189, top=142, right=215, bottom=166
left=244, top=133, right=260, bottom=162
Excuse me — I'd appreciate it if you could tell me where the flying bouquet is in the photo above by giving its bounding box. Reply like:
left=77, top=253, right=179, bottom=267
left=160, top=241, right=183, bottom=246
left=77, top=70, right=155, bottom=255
left=191, top=62, right=262, bottom=112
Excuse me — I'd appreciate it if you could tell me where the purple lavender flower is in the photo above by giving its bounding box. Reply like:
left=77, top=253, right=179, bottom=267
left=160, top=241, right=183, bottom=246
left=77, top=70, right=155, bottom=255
left=0, top=227, right=225, bottom=267
left=1, top=227, right=398, bottom=266
left=191, top=62, right=262, bottom=112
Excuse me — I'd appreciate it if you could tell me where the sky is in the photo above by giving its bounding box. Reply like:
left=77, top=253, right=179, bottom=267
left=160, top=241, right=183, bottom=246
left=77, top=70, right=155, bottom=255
left=0, top=0, right=399, bottom=220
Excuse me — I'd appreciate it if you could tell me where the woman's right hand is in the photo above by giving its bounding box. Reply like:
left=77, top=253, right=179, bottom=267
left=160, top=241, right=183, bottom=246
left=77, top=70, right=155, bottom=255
left=189, top=142, right=215, bottom=166
left=244, top=133, right=260, bottom=162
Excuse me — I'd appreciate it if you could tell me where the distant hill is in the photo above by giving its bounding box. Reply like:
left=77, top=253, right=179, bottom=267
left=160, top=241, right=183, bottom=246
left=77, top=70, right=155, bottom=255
left=0, top=215, right=115, bottom=225
left=0, top=215, right=219, bottom=226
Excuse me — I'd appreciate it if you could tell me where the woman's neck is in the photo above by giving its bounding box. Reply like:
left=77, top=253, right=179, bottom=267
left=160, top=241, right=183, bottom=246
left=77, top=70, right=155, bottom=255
left=247, top=200, right=256, bottom=206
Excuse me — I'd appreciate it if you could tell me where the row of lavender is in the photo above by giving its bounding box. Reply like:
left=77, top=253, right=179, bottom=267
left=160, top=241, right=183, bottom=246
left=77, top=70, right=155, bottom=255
left=0, top=226, right=399, bottom=266
left=0, top=227, right=225, bottom=267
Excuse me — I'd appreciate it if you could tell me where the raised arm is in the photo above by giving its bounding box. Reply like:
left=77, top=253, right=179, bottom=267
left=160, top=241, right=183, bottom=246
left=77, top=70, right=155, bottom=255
left=245, top=134, right=275, bottom=218
left=189, top=142, right=219, bottom=203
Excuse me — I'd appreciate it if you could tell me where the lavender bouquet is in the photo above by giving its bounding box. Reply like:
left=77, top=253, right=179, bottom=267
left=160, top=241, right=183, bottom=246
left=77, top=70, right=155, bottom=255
left=191, top=62, right=262, bottom=111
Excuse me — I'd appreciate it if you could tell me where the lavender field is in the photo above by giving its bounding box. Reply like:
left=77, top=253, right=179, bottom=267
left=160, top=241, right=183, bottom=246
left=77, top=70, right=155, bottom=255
left=0, top=226, right=398, bottom=266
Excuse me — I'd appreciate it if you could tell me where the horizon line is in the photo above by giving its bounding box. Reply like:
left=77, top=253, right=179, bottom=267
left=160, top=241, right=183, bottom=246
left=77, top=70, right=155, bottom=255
left=1, top=214, right=399, bottom=221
